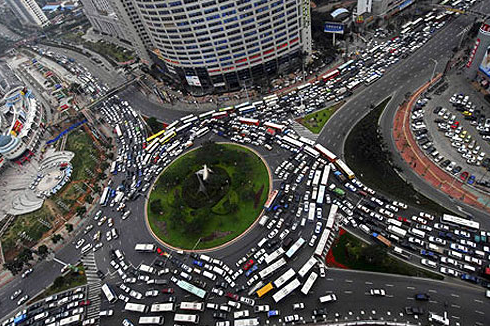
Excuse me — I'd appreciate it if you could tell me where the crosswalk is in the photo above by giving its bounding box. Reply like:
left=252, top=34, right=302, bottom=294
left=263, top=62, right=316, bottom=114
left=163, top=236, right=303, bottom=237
left=81, top=252, right=102, bottom=322
left=291, top=120, right=319, bottom=141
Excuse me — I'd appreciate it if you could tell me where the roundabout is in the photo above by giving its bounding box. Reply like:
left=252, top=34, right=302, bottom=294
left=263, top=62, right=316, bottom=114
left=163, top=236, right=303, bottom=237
left=146, top=142, right=271, bottom=250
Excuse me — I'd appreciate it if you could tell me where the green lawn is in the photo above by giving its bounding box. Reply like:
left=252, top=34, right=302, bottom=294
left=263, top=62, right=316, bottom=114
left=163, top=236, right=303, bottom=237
left=344, top=97, right=452, bottom=215
left=297, top=102, right=344, bottom=133
left=1, top=206, right=54, bottom=256
left=148, top=143, right=270, bottom=249
left=64, top=129, right=97, bottom=182
left=331, top=231, right=443, bottom=280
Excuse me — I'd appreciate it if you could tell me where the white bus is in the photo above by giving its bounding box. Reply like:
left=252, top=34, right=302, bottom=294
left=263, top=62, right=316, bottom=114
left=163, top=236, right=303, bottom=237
left=314, top=229, right=331, bottom=257
left=151, top=302, right=175, bottom=312
left=298, top=256, right=318, bottom=278
left=441, top=214, right=480, bottom=230
left=259, top=258, right=286, bottom=279
left=364, top=73, right=381, bottom=86
left=101, top=284, right=117, bottom=303
left=317, top=185, right=326, bottom=206
left=273, top=268, right=296, bottom=288
left=285, top=237, right=306, bottom=259
left=59, top=315, right=82, bottom=326
left=196, top=127, right=210, bottom=138
left=304, top=146, right=320, bottom=158
left=281, top=135, right=304, bottom=148
left=124, top=302, right=148, bottom=313
left=115, top=124, right=122, bottom=138
left=139, top=316, right=164, bottom=325
left=387, top=218, right=403, bottom=228
left=300, top=271, right=318, bottom=295
left=198, top=110, right=215, bottom=120
left=138, top=263, right=156, bottom=274
left=174, top=313, right=199, bottom=324
left=325, top=205, right=337, bottom=229
left=180, top=302, right=204, bottom=311
left=234, top=318, right=260, bottom=326
left=388, top=225, right=407, bottom=238
left=99, top=187, right=110, bottom=206
left=312, top=170, right=322, bottom=187
left=320, top=165, right=330, bottom=186
left=265, top=247, right=285, bottom=265
left=401, top=21, right=413, bottom=30
left=134, top=243, right=157, bottom=252
left=272, top=278, right=301, bottom=303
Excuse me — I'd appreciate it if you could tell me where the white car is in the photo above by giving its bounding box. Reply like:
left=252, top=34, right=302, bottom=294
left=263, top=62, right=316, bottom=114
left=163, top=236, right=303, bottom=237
left=292, top=302, right=305, bottom=310
left=17, top=295, right=29, bottom=306
left=284, top=315, right=300, bottom=323
left=21, top=269, right=33, bottom=278
left=212, top=288, right=224, bottom=296
left=144, top=290, right=158, bottom=297
left=440, top=266, right=459, bottom=277
left=370, top=289, right=386, bottom=296
left=10, top=289, right=22, bottom=300
left=119, top=284, right=130, bottom=293
left=254, top=305, right=270, bottom=312
left=118, top=294, right=130, bottom=302
left=129, top=290, right=142, bottom=300
left=75, top=238, right=86, bottom=249
left=421, top=258, right=437, bottom=269
left=314, top=222, right=322, bottom=234
left=309, top=235, right=317, bottom=247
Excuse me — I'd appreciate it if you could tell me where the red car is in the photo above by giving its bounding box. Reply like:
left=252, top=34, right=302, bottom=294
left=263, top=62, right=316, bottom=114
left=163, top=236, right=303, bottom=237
left=460, top=171, right=469, bottom=181
left=242, top=259, right=254, bottom=271
left=161, top=288, right=174, bottom=294
left=226, top=292, right=239, bottom=301
left=450, top=121, right=459, bottom=129
left=79, top=300, right=91, bottom=306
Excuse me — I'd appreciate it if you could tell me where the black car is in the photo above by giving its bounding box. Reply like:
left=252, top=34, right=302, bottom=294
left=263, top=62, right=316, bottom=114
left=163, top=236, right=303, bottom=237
left=154, top=260, right=166, bottom=268
left=405, top=306, right=425, bottom=315
left=213, top=312, right=228, bottom=320
left=97, top=270, right=105, bottom=279
left=312, top=308, right=327, bottom=317
left=216, top=281, right=228, bottom=289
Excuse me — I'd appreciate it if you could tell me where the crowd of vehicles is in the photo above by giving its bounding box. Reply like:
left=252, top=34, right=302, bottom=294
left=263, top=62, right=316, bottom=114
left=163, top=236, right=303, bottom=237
left=3, top=2, right=489, bottom=325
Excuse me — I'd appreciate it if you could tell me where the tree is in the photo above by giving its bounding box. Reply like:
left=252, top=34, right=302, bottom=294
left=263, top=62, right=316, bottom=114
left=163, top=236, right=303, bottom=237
left=18, top=248, right=33, bottom=264
left=76, top=206, right=87, bottom=216
left=361, top=244, right=387, bottom=266
left=65, top=224, right=74, bottom=233
left=52, top=234, right=63, bottom=244
left=37, top=245, right=49, bottom=258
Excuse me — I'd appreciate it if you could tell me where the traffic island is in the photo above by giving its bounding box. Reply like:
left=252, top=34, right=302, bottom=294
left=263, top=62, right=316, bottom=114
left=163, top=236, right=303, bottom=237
left=147, top=142, right=270, bottom=250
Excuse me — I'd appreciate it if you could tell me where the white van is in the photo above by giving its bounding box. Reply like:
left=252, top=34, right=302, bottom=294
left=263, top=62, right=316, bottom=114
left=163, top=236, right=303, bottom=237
left=462, top=264, right=476, bottom=272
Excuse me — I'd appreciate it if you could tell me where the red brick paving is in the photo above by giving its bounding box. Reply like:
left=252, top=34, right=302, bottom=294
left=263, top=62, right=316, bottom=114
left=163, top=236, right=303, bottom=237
left=392, top=74, right=490, bottom=214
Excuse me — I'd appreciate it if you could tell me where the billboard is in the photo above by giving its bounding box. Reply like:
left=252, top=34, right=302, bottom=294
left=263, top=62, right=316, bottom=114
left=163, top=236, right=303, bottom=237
left=357, top=0, right=372, bottom=15
left=185, top=75, right=201, bottom=87
left=479, top=45, right=490, bottom=78
left=324, top=22, right=344, bottom=34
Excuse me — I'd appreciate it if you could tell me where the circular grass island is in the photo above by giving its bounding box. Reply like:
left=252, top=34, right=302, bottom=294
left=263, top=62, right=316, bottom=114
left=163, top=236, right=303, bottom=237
left=147, top=142, right=270, bottom=250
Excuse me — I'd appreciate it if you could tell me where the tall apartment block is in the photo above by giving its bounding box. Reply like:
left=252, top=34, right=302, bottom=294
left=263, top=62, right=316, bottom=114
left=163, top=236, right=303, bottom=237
left=82, top=0, right=312, bottom=93
left=5, top=0, right=49, bottom=27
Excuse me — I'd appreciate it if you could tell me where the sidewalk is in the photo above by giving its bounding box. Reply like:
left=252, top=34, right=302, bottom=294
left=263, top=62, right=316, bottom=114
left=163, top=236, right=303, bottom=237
left=392, top=74, right=490, bottom=214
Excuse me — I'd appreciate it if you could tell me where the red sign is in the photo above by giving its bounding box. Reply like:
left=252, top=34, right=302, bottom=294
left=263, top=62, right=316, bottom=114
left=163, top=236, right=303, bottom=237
left=12, top=120, right=23, bottom=133
left=466, top=38, right=480, bottom=68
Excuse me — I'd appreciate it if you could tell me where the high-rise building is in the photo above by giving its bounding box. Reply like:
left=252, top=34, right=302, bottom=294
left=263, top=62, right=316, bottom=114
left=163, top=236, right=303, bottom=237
left=80, top=0, right=151, bottom=62
left=5, top=0, right=49, bottom=27
left=137, top=0, right=312, bottom=92
left=82, top=0, right=312, bottom=93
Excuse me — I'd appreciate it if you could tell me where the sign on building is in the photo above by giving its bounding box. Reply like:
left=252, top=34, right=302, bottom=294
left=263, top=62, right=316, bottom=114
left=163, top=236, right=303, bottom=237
left=324, top=22, right=344, bottom=34
left=357, top=0, right=372, bottom=15
left=185, top=75, right=201, bottom=87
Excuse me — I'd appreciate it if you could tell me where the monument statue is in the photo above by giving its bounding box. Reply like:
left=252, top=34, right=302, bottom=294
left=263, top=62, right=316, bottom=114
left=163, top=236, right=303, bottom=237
left=195, top=164, right=213, bottom=194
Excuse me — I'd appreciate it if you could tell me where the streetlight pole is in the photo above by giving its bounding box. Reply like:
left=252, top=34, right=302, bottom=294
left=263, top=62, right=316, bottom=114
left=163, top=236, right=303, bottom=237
left=430, top=58, right=438, bottom=82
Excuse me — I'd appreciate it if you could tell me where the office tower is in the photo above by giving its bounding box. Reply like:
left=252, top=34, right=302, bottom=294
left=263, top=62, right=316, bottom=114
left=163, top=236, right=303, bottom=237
left=5, top=0, right=49, bottom=27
